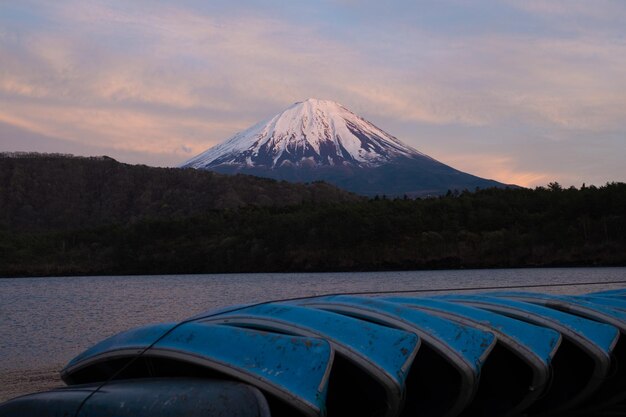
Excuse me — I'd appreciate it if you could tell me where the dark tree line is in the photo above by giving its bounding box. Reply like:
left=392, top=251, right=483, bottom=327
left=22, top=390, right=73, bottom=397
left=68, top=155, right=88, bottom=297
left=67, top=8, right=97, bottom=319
left=0, top=156, right=624, bottom=277
left=0, top=153, right=361, bottom=232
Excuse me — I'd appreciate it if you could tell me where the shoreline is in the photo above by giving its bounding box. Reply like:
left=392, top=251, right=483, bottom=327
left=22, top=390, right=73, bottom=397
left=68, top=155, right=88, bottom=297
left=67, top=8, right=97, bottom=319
left=2, top=264, right=626, bottom=280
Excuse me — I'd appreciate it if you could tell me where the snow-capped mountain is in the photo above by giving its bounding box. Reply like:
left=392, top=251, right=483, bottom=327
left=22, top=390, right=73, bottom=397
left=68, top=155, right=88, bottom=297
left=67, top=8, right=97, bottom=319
left=183, top=99, right=429, bottom=169
left=183, top=99, right=510, bottom=196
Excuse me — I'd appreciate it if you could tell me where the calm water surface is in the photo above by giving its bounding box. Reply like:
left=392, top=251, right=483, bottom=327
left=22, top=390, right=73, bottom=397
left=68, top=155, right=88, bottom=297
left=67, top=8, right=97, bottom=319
left=1, top=268, right=625, bottom=400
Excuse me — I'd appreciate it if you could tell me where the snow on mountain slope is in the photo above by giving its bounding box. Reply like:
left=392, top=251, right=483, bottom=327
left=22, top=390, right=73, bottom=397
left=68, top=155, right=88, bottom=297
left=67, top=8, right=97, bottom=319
left=182, top=99, right=431, bottom=169
left=182, top=98, right=510, bottom=196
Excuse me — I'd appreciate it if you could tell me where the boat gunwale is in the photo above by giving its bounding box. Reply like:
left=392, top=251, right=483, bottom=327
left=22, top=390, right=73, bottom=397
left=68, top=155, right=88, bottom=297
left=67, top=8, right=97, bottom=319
left=201, top=314, right=415, bottom=417
left=382, top=296, right=561, bottom=364
left=200, top=306, right=419, bottom=379
left=297, top=299, right=495, bottom=417
left=492, top=292, right=626, bottom=340
left=444, top=296, right=615, bottom=414
left=383, top=297, right=560, bottom=417
left=202, top=314, right=417, bottom=382
left=493, top=292, right=626, bottom=409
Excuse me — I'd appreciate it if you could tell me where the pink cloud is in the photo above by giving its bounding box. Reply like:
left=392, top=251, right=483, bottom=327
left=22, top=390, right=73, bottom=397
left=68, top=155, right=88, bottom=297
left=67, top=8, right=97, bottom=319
left=1, top=0, right=624, bottom=186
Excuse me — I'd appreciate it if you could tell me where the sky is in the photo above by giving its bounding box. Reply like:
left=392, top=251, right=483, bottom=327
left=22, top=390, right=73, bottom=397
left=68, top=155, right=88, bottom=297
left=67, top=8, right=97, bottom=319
left=1, top=0, right=625, bottom=187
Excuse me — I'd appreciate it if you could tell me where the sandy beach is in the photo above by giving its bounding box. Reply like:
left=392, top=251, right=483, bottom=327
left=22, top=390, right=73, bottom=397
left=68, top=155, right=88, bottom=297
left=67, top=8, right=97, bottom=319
left=0, top=366, right=63, bottom=403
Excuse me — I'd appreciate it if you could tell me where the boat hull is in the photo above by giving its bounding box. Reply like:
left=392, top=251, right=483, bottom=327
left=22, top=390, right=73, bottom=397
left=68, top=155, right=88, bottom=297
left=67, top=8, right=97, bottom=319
left=202, top=302, right=419, bottom=417
left=0, top=378, right=271, bottom=417
left=61, top=322, right=333, bottom=417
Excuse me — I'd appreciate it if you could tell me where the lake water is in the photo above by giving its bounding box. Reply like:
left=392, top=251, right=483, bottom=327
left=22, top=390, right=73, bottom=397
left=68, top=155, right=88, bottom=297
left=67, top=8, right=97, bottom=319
left=1, top=267, right=626, bottom=401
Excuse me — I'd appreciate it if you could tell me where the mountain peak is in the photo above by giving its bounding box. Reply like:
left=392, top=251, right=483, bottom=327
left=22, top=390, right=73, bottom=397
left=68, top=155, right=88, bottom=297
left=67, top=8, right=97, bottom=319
left=299, top=98, right=338, bottom=105
left=183, top=99, right=425, bottom=170
left=182, top=99, right=509, bottom=196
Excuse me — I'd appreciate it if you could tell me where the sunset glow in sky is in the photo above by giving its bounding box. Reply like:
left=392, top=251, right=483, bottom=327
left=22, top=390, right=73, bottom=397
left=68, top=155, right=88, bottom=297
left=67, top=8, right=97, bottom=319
left=1, top=0, right=625, bottom=187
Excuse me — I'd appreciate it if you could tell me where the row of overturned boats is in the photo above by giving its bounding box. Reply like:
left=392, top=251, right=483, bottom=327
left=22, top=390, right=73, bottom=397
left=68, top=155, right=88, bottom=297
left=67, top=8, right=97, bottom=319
left=3, top=288, right=626, bottom=417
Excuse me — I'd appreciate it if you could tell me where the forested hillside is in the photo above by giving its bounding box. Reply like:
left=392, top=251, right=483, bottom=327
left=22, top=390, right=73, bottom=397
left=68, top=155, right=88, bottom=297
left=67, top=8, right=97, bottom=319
left=0, top=153, right=361, bottom=231
left=1, top=154, right=624, bottom=277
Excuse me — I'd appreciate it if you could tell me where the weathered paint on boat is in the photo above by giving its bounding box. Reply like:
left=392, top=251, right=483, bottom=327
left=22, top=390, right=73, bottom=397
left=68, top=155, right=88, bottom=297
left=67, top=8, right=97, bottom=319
left=298, top=295, right=496, bottom=417
left=491, top=291, right=626, bottom=330
left=383, top=296, right=560, bottom=365
left=382, top=296, right=561, bottom=417
left=588, top=288, right=626, bottom=299
left=0, top=378, right=271, bottom=417
left=439, top=294, right=619, bottom=415
left=200, top=302, right=419, bottom=417
left=202, top=303, right=418, bottom=386
left=576, top=295, right=626, bottom=311
left=61, top=322, right=333, bottom=417
left=438, top=295, right=618, bottom=356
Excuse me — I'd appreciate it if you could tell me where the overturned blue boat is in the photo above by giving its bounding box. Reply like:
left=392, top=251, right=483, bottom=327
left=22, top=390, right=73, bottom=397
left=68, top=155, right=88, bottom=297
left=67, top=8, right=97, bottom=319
left=382, top=296, right=561, bottom=417
left=438, top=294, right=619, bottom=415
left=2, top=287, right=626, bottom=417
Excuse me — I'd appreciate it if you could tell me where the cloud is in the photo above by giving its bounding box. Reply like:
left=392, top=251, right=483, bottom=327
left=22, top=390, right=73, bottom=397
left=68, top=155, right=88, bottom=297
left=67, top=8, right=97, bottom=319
left=1, top=0, right=625, bottom=186
left=508, top=0, right=626, bottom=22
left=444, top=153, right=552, bottom=187
left=5, top=1, right=625, bottom=131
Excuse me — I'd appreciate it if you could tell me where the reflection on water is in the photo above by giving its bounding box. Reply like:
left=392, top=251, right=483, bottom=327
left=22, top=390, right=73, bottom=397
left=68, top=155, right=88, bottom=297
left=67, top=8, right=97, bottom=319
left=1, top=268, right=625, bottom=375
